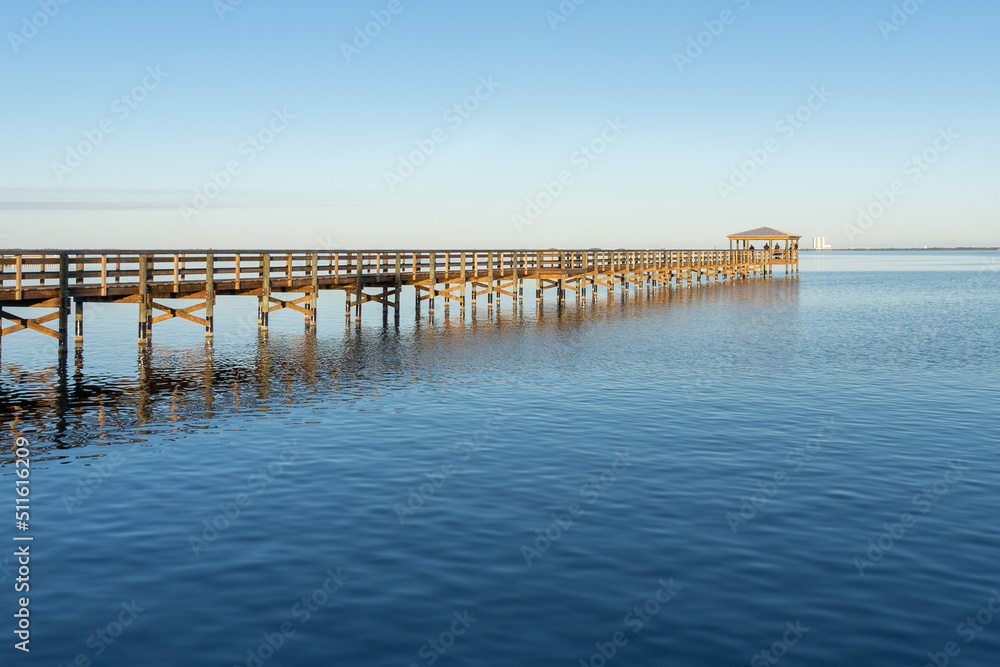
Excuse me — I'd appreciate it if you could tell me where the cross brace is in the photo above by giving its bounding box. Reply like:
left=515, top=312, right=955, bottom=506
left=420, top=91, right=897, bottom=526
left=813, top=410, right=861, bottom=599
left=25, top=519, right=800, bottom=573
left=0, top=308, right=60, bottom=338
left=150, top=300, right=210, bottom=327
left=266, top=294, right=312, bottom=316
left=347, top=287, right=400, bottom=308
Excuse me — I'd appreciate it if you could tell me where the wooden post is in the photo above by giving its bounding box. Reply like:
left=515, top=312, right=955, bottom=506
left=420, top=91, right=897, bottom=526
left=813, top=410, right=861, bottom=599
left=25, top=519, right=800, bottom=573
left=138, top=254, right=149, bottom=343
left=502, top=251, right=508, bottom=308
left=589, top=255, right=596, bottom=301
left=428, top=252, right=436, bottom=315
left=395, top=252, right=402, bottom=324
left=74, top=254, right=84, bottom=288
left=415, top=274, right=421, bottom=318
left=14, top=255, right=23, bottom=301
left=517, top=252, right=524, bottom=301
left=205, top=253, right=215, bottom=338
left=443, top=253, right=451, bottom=317
left=471, top=252, right=478, bottom=313
left=355, top=252, right=363, bottom=322
left=57, top=254, right=69, bottom=361
left=145, top=255, right=153, bottom=341
left=512, top=251, right=519, bottom=304
left=487, top=251, right=494, bottom=309
left=557, top=251, right=564, bottom=304
left=460, top=252, right=467, bottom=312
left=536, top=250, right=543, bottom=302
left=74, top=299, right=84, bottom=348
left=259, top=254, right=270, bottom=331
left=306, top=253, right=319, bottom=333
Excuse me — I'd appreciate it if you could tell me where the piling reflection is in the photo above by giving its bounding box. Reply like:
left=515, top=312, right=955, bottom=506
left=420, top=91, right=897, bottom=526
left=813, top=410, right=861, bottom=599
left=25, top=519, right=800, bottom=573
left=0, top=277, right=799, bottom=458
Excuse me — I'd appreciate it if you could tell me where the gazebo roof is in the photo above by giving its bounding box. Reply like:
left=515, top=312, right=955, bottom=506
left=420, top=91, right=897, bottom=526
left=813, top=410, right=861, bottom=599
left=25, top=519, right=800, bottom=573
left=727, top=226, right=801, bottom=240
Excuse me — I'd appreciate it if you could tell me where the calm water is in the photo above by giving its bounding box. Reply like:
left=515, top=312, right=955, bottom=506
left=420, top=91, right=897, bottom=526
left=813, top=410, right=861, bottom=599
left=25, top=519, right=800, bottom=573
left=2, top=251, right=999, bottom=666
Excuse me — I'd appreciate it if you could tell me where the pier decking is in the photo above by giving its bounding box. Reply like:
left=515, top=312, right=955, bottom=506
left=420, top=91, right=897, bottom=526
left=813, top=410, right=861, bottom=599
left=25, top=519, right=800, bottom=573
left=1, top=242, right=799, bottom=361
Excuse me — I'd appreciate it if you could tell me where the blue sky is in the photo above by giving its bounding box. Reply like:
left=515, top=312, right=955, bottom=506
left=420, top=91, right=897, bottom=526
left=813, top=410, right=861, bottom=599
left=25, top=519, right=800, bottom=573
left=1, top=0, right=997, bottom=249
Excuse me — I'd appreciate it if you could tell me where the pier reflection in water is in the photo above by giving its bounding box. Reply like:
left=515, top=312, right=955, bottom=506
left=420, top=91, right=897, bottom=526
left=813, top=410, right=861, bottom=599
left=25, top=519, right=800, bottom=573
left=0, top=276, right=799, bottom=456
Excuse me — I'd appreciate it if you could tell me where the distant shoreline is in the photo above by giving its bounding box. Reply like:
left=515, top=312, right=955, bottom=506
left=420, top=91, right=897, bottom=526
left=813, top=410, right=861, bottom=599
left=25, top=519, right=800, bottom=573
left=802, top=247, right=1000, bottom=252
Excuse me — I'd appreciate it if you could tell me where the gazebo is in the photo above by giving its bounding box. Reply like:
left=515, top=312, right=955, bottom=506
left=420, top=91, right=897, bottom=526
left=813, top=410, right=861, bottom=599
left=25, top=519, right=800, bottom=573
left=727, top=227, right=801, bottom=277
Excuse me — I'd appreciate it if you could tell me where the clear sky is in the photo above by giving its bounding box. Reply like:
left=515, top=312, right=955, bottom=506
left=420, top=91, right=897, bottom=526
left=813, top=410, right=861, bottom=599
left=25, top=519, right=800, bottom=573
left=1, top=0, right=997, bottom=249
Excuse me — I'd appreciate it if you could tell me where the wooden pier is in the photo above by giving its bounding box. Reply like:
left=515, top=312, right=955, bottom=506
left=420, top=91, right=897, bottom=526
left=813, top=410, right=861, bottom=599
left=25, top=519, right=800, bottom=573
left=0, top=231, right=799, bottom=362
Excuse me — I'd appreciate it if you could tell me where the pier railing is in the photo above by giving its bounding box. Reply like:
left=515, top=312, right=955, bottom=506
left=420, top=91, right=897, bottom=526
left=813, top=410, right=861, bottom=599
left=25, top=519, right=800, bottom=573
left=0, top=248, right=799, bottom=295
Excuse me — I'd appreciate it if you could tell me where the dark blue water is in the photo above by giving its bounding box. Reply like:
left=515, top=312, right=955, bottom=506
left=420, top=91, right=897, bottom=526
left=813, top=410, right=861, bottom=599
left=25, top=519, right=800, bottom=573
left=2, top=251, right=999, bottom=666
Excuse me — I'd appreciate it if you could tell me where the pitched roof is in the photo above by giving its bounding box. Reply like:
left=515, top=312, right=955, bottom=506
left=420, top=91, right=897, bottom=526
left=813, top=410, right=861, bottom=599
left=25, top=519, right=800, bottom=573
left=727, top=226, right=801, bottom=239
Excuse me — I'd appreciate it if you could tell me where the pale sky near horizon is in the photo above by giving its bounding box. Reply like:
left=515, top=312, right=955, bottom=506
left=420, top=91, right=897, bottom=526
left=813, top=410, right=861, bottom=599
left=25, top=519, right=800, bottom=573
left=1, top=0, right=997, bottom=250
